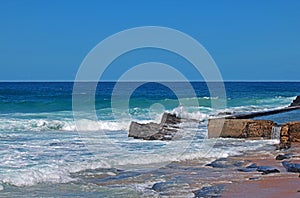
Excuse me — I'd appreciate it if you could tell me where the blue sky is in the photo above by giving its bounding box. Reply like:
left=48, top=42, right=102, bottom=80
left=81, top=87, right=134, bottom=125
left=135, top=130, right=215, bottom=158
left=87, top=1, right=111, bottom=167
left=0, top=0, right=299, bottom=81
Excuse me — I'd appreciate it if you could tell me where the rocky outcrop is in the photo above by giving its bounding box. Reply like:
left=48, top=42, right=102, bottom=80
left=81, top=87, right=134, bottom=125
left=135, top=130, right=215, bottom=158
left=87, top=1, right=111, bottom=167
left=285, top=122, right=300, bottom=142
left=290, top=96, right=300, bottom=107
left=208, top=119, right=276, bottom=138
left=278, top=124, right=292, bottom=149
left=278, top=122, right=300, bottom=149
left=128, top=113, right=181, bottom=140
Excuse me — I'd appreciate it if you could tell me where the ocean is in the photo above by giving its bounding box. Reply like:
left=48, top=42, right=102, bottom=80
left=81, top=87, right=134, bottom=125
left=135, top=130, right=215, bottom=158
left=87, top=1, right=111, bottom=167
left=0, top=82, right=300, bottom=197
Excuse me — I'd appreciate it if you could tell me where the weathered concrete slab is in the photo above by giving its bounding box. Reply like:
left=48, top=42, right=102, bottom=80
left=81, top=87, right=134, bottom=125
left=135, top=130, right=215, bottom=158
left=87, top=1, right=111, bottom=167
left=208, top=119, right=276, bottom=139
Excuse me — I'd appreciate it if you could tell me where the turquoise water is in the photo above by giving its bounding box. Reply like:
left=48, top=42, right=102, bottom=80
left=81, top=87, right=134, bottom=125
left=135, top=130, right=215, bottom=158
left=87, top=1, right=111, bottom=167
left=0, top=82, right=299, bottom=196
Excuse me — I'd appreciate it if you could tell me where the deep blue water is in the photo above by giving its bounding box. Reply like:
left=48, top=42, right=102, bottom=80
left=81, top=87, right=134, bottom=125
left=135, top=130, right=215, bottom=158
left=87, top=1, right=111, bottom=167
left=1, top=82, right=299, bottom=112
left=0, top=82, right=299, bottom=196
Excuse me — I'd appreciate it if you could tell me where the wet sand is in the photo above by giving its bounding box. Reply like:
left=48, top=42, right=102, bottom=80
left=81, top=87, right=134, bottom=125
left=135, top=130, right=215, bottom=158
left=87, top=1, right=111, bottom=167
left=223, top=143, right=300, bottom=198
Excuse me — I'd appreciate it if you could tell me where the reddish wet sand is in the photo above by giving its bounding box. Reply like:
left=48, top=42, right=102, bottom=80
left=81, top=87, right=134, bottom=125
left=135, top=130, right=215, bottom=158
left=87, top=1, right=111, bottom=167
left=223, top=143, right=300, bottom=198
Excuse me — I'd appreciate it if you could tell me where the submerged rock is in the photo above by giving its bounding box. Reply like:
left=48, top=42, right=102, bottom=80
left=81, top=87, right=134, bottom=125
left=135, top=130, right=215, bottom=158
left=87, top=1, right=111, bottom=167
left=206, top=158, right=250, bottom=169
left=257, top=166, right=280, bottom=175
left=238, top=163, right=280, bottom=175
left=151, top=182, right=175, bottom=192
left=151, top=181, right=194, bottom=197
left=282, top=161, right=300, bottom=173
left=193, top=184, right=224, bottom=198
left=128, top=113, right=182, bottom=140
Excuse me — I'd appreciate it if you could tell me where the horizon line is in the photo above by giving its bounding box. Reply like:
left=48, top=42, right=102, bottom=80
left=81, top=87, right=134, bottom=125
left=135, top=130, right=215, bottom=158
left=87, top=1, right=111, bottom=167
left=0, top=80, right=300, bottom=83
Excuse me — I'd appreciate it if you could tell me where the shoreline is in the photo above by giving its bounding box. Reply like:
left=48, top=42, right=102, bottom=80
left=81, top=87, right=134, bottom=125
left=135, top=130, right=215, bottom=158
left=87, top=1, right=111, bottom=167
left=222, top=143, right=300, bottom=197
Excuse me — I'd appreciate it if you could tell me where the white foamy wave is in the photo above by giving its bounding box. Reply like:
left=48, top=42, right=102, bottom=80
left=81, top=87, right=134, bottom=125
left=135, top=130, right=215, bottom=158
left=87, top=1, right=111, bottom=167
left=75, top=119, right=129, bottom=131
left=0, top=118, right=130, bottom=132
left=170, top=106, right=208, bottom=121
left=0, top=166, right=75, bottom=187
left=202, top=96, right=219, bottom=100
left=256, top=96, right=296, bottom=106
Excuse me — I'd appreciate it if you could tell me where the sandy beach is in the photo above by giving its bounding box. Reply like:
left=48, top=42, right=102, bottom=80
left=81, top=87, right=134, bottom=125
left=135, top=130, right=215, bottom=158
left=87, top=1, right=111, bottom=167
left=222, top=143, right=300, bottom=198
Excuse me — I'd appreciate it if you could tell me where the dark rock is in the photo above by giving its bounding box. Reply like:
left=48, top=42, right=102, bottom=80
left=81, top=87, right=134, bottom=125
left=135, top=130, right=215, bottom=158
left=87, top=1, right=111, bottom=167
left=290, top=96, right=300, bottom=107
left=206, top=158, right=231, bottom=168
left=217, top=111, right=232, bottom=116
left=282, top=161, right=300, bottom=173
left=237, top=167, right=258, bottom=172
left=275, top=154, right=292, bottom=160
left=238, top=163, right=280, bottom=175
left=160, top=113, right=181, bottom=125
left=193, top=184, right=224, bottom=198
left=237, top=163, right=258, bottom=172
left=206, top=158, right=249, bottom=169
left=256, top=166, right=280, bottom=175
left=128, top=113, right=181, bottom=140
left=151, top=181, right=180, bottom=195
left=152, top=182, right=168, bottom=192
left=249, top=177, right=261, bottom=181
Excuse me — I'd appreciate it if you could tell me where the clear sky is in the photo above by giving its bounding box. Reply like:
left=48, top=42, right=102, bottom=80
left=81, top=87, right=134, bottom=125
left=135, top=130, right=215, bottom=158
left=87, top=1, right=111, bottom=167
left=0, top=0, right=299, bottom=81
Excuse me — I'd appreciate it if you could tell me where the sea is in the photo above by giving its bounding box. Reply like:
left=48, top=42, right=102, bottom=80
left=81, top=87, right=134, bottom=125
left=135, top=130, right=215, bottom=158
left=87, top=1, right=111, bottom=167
left=0, top=82, right=300, bottom=197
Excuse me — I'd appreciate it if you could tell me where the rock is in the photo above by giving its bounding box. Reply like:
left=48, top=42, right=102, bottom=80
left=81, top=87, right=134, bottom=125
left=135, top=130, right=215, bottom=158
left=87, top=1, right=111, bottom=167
left=152, top=182, right=173, bottom=192
left=285, top=122, right=300, bottom=142
left=237, top=163, right=258, bottom=172
left=275, top=154, right=292, bottom=160
left=206, top=158, right=249, bottom=169
left=256, top=166, right=280, bottom=175
left=279, top=124, right=291, bottom=149
left=217, top=111, right=233, bottom=116
left=238, top=163, right=280, bottom=175
left=128, top=113, right=181, bottom=140
left=237, top=168, right=257, bottom=172
left=249, top=177, right=261, bottom=181
left=206, top=158, right=231, bottom=168
left=193, top=184, right=224, bottom=198
left=208, top=119, right=276, bottom=138
left=278, top=122, right=300, bottom=149
left=282, top=161, right=300, bottom=173
left=151, top=181, right=193, bottom=196
left=160, top=112, right=181, bottom=125
left=128, top=122, right=160, bottom=139
left=290, top=96, right=300, bottom=107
